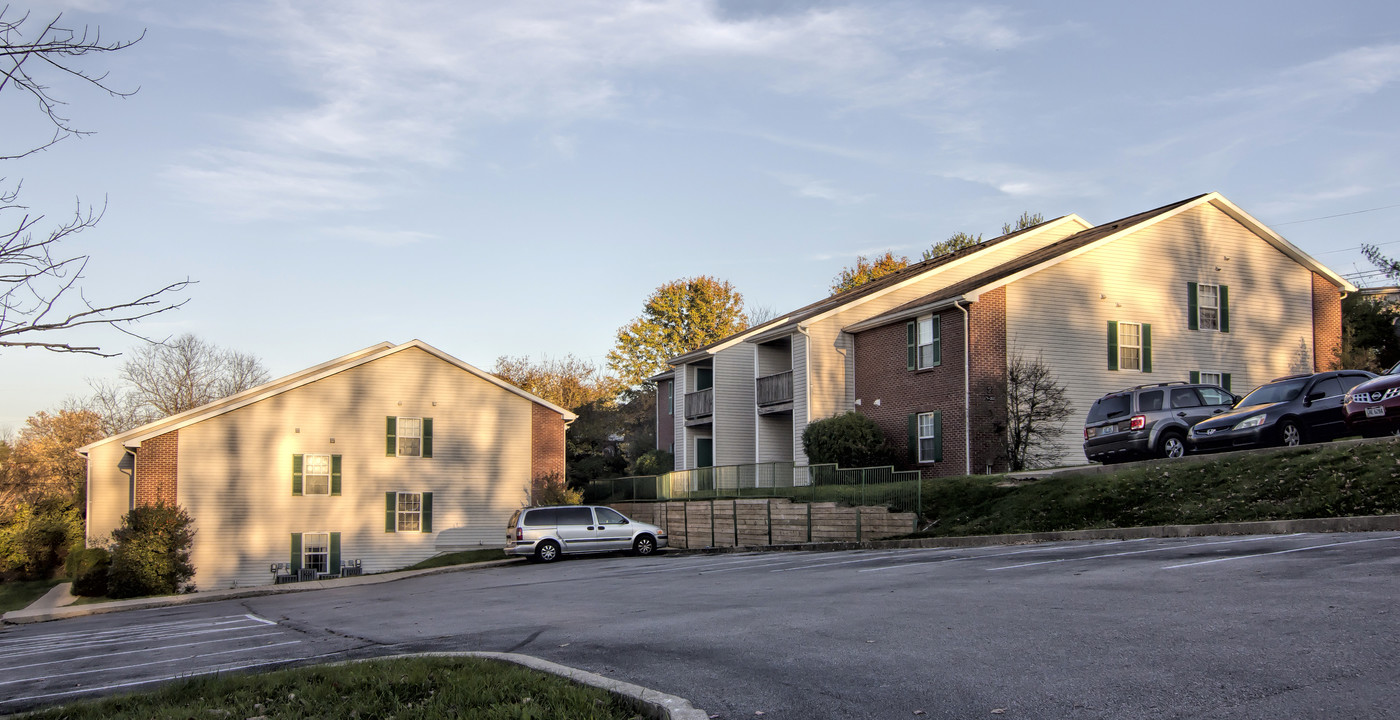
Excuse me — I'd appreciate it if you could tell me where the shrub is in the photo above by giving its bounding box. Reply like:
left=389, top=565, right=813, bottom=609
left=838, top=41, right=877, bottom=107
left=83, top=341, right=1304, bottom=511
left=107, top=502, right=195, bottom=599
left=66, top=546, right=112, bottom=597
left=802, top=411, right=892, bottom=468
left=629, top=449, right=673, bottom=476
left=529, top=471, right=583, bottom=507
left=0, top=493, right=82, bottom=580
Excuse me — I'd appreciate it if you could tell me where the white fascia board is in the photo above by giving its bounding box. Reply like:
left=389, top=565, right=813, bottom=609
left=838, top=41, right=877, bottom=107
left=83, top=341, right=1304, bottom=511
left=793, top=215, right=1092, bottom=329
left=843, top=297, right=970, bottom=334
left=668, top=317, right=793, bottom=365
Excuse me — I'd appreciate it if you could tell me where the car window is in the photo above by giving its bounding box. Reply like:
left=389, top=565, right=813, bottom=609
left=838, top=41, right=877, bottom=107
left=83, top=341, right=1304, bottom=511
left=1170, top=388, right=1202, bottom=408
left=1338, top=374, right=1370, bottom=392
left=1197, top=387, right=1233, bottom=406
left=1239, top=378, right=1308, bottom=407
left=523, top=508, right=557, bottom=527
left=1312, top=377, right=1343, bottom=398
left=556, top=507, right=595, bottom=526
left=1086, top=394, right=1132, bottom=422
left=1138, top=391, right=1164, bottom=412
left=508, top=510, right=520, bottom=527
left=595, top=507, right=626, bottom=524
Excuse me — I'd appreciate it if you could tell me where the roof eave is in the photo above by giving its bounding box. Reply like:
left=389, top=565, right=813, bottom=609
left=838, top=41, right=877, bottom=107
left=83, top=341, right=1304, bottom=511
left=843, top=296, right=971, bottom=334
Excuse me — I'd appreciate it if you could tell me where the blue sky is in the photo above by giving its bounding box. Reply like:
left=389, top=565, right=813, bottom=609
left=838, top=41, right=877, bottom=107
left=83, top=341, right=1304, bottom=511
left=3, top=0, right=1398, bottom=430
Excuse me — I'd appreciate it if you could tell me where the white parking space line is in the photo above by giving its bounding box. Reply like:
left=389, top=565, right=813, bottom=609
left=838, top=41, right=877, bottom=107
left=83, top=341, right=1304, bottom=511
left=624, top=553, right=830, bottom=575
left=0, top=616, right=255, bottom=652
left=986, top=536, right=1297, bottom=571
left=0, top=618, right=278, bottom=659
left=857, top=538, right=1157, bottom=573
left=0, top=640, right=304, bottom=687
left=770, top=549, right=950, bottom=573
left=1162, top=535, right=1400, bottom=569
left=0, top=651, right=345, bottom=706
left=0, top=631, right=287, bottom=674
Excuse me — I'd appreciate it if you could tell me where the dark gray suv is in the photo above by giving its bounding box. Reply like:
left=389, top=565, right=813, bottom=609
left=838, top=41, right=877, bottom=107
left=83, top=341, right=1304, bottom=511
left=1083, top=382, right=1237, bottom=463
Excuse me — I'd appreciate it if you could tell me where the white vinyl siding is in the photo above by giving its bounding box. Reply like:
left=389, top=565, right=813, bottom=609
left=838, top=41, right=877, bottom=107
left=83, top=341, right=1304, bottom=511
left=713, top=348, right=756, bottom=466
left=170, top=346, right=537, bottom=589
left=1006, top=202, right=1317, bottom=467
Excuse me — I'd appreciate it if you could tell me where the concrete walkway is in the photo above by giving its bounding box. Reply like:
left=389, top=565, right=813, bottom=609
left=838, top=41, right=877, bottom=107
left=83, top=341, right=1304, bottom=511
left=24, top=582, right=78, bottom=612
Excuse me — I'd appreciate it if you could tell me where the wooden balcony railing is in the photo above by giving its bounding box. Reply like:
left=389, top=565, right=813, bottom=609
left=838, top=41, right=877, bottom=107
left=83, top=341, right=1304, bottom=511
left=685, top=388, right=713, bottom=419
left=756, top=371, right=794, bottom=406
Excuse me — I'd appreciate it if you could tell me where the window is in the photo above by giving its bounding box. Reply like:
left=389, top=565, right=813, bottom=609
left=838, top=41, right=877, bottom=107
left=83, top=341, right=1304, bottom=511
left=397, top=418, right=423, bottom=457
left=1188, top=282, right=1229, bottom=332
left=1170, top=388, right=1202, bottom=408
left=1138, top=390, right=1164, bottom=412
left=385, top=491, right=433, bottom=533
left=907, top=315, right=941, bottom=370
left=1199, top=371, right=1223, bottom=387
left=595, top=507, right=626, bottom=525
left=386, top=416, right=433, bottom=458
left=303, top=532, right=330, bottom=574
left=917, top=412, right=941, bottom=463
left=397, top=492, right=422, bottom=532
left=667, top=381, right=674, bottom=415
left=303, top=454, right=331, bottom=495
left=1198, top=387, right=1233, bottom=406
left=1198, top=284, right=1220, bottom=331
left=1118, top=322, right=1142, bottom=371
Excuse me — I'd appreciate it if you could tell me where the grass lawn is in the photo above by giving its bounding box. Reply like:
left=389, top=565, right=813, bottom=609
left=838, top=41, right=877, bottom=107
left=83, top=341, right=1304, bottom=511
left=403, top=548, right=510, bottom=571
left=0, top=578, right=64, bottom=614
left=23, top=656, right=642, bottom=720
left=915, top=439, right=1400, bottom=537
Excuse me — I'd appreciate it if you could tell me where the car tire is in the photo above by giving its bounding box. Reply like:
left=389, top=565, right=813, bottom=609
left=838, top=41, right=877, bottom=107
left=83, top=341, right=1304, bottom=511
left=535, top=540, right=561, bottom=563
left=633, top=535, right=656, bottom=557
left=1279, top=420, right=1303, bottom=447
left=1157, top=430, right=1186, bottom=459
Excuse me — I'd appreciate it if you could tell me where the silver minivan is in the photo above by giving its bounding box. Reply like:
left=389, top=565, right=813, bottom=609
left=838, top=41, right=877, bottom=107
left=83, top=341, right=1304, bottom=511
left=505, top=505, right=668, bottom=562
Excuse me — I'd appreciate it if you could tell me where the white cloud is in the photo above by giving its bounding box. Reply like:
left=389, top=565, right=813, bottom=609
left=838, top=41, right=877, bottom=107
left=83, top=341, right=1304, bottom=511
left=771, top=171, right=872, bottom=204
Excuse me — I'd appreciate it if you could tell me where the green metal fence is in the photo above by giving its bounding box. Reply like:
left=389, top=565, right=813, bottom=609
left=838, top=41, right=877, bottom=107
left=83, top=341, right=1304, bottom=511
left=583, top=461, right=923, bottom=516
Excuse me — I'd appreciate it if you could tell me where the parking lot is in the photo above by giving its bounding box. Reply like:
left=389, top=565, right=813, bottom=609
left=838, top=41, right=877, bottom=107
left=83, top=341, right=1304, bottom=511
left=3, top=532, right=1399, bottom=718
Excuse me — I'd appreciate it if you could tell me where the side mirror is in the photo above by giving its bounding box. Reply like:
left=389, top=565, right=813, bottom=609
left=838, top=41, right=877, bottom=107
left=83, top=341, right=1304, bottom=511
left=1304, top=391, right=1325, bottom=404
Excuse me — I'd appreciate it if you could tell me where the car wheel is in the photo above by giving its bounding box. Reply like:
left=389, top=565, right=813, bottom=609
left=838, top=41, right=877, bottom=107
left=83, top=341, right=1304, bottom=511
left=535, top=540, right=561, bottom=563
left=1158, top=431, right=1186, bottom=459
left=1279, top=420, right=1303, bottom=447
left=633, top=535, right=656, bottom=556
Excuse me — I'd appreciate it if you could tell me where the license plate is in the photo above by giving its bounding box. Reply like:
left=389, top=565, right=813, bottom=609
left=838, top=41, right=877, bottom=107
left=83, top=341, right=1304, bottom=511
left=1366, top=406, right=1386, bottom=418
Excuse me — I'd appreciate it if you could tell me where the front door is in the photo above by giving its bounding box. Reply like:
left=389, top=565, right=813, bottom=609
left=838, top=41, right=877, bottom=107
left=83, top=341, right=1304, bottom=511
left=696, top=438, right=713, bottom=467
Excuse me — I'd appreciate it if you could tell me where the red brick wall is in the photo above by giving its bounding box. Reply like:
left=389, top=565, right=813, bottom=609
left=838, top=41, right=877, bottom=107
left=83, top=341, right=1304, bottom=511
left=852, top=290, right=1008, bottom=478
left=656, top=379, right=675, bottom=453
left=531, top=403, right=567, bottom=494
left=1312, top=272, right=1343, bottom=371
left=134, top=430, right=179, bottom=507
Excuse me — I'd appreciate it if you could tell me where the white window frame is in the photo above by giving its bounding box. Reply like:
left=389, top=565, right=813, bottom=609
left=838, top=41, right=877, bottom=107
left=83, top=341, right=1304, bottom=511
left=1118, top=322, right=1142, bottom=372
left=916, top=314, right=940, bottom=369
left=397, top=417, right=423, bottom=457
left=302, top=453, right=331, bottom=496
left=1198, top=284, right=1220, bottom=331
left=917, top=412, right=939, bottom=463
left=1198, top=371, right=1223, bottom=387
left=302, top=531, right=330, bottom=575
left=396, top=492, right=422, bottom=532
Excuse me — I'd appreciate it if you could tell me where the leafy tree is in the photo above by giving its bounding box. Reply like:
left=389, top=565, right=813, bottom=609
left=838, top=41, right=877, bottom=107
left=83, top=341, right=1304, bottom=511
left=2, top=408, right=103, bottom=508
left=1339, top=293, right=1400, bottom=372
left=992, top=351, right=1074, bottom=471
left=66, top=546, right=111, bottom=597
left=830, top=250, right=909, bottom=294
left=1, top=8, right=191, bottom=356
left=87, top=334, right=270, bottom=433
left=0, top=492, right=81, bottom=580
left=922, top=232, right=981, bottom=261
left=492, top=354, right=618, bottom=410
left=802, top=411, right=892, bottom=468
left=526, top=471, right=583, bottom=507
left=1001, top=211, right=1045, bottom=235
left=607, top=276, right=749, bottom=389
left=106, top=501, right=195, bottom=597
left=629, top=448, right=673, bottom=476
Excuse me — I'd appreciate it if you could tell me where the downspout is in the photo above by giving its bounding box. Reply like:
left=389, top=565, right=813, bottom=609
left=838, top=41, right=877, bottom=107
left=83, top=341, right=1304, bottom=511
left=956, top=302, right=972, bottom=476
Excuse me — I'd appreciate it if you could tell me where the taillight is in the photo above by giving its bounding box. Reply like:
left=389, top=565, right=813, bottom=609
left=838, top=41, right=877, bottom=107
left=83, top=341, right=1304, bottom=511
left=515, top=527, right=523, bottom=541
left=1129, top=415, right=1146, bottom=430
left=1084, top=427, right=1090, bottom=440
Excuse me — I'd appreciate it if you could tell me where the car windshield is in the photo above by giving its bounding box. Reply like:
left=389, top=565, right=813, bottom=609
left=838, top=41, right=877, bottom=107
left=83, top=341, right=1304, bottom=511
left=1086, top=394, right=1132, bottom=422
left=1238, top=379, right=1308, bottom=407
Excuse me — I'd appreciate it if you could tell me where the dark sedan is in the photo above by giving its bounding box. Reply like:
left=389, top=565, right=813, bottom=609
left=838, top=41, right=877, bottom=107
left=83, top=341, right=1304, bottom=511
left=1187, top=370, right=1375, bottom=452
left=1343, top=361, right=1400, bottom=436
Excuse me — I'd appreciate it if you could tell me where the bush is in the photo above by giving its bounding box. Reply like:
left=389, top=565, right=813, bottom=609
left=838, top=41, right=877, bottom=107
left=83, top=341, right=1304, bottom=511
left=0, top=493, right=82, bottom=580
left=629, top=449, right=673, bottom=476
left=66, top=546, right=112, bottom=597
left=529, top=471, right=583, bottom=507
left=107, top=502, right=195, bottom=599
left=802, top=411, right=893, bottom=468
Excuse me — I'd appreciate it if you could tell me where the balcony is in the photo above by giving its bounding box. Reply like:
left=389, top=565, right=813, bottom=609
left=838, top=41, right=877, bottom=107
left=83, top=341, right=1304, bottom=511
left=685, top=387, right=713, bottom=424
left=756, top=370, right=793, bottom=414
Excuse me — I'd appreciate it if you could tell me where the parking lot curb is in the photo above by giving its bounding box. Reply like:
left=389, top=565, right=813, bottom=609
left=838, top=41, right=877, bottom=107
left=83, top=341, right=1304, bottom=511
left=347, top=652, right=710, bottom=720
left=1, top=557, right=527, bottom=625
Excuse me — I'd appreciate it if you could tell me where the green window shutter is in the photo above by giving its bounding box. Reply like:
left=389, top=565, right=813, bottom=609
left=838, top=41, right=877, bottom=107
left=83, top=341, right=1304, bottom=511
left=1223, top=373, right=1232, bottom=391
left=422, top=418, right=434, bottom=459
left=1107, top=321, right=1119, bottom=371
left=330, top=455, right=342, bottom=496
left=906, top=321, right=916, bottom=371
left=291, top=454, right=303, bottom=496
left=290, top=533, right=302, bottom=572
left=1142, top=324, right=1152, bottom=373
left=1220, top=285, right=1230, bottom=333
left=385, top=492, right=397, bottom=533
left=329, top=532, right=341, bottom=573
left=1190, top=371, right=1200, bottom=384
left=386, top=416, right=397, bottom=457
left=421, top=492, right=433, bottom=533
left=932, top=410, right=943, bottom=463
left=931, top=316, right=942, bottom=366
left=907, top=414, right=918, bottom=464
left=1187, top=282, right=1199, bottom=330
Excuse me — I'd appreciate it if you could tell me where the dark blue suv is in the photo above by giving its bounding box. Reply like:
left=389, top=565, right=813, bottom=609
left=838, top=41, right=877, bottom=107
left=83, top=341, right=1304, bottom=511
left=1187, top=370, right=1375, bottom=452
